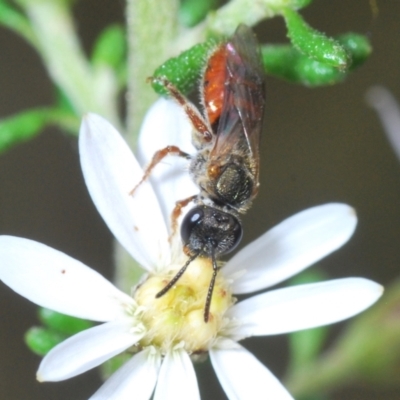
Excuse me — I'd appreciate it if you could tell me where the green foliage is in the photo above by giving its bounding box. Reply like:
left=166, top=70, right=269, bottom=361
left=0, top=0, right=373, bottom=151
left=25, top=327, right=67, bottom=356
left=38, top=308, right=93, bottom=335
left=0, top=109, right=52, bottom=153
left=0, top=108, right=79, bottom=153
left=91, top=24, right=126, bottom=71
left=25, top=308, right=93, bottom=356
left=91, top=24, right=127, bottom=89
left=337, top=32, right=372, bottom=69
left=331, top=279, right=400, bottom=386
left=152, top=39, right=216, bottom=96
left=179, top=0, right=220, bottom=27
left=262, top=45, right=344, bottom=86
left=151, top=7, right=372, bottom=96
left=281, top=7, right=350, bottom=70
left=289, top=325, right=328, bottom=369
left=262, top=33, right=371, bottom=86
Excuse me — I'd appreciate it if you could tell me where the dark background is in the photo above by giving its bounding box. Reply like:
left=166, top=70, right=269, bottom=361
left=0, top=0, right=399, bottom=399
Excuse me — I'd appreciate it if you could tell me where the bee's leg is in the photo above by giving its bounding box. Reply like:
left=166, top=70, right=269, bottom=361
left=149, top=77, right=213, bottom=148
left=130, top=145, right=190, bottom=196
left=169, top=195, right=197, bottom=241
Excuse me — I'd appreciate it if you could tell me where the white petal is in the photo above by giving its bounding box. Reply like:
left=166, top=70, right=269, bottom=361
left=79, top=113, right=170, bottom=271
left=366, top=86, right=400, bottom=160
left=229, top=278, right=383, bottom=337
left=89, top=348, right=161, bottom=400
left=154, top=348, right=200, bottom=400
left=224, top=203, right=357, bottom=294
left=0, top=236, right=132, bottom=321
left=37, top=318, right=143, bottom=381
left=137, top=99, right=198, bottom=230
left=210, top=341, right=294, bottom=400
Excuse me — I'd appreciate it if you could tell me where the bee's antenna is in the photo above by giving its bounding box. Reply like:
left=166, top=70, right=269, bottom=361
left=204, top=247, right=220, bottom=322
left=155, top=251, right=200, bottom=298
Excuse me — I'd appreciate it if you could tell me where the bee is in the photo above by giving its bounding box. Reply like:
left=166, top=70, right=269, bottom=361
left=134, top=24, right=265, bottom=322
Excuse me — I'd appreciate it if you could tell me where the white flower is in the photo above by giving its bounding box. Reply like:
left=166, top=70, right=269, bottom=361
left=0, top=99, right=383, bottom=400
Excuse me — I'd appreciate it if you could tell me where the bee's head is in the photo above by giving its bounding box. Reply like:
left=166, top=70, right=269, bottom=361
left=181, top=205, right=243, bottom=257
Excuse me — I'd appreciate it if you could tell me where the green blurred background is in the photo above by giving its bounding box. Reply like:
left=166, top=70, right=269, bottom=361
left=0, top=0, right=399, bottom=399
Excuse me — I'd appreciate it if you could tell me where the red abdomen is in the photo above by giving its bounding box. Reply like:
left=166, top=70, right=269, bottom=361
left=203, top=45, right=227, bottom=127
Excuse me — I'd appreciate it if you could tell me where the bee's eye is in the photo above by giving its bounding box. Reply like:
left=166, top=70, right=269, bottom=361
left=181, top=207, right=204, bottom=244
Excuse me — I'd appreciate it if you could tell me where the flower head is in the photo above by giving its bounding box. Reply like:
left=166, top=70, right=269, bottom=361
left=0, top=99, right=383, bottom=399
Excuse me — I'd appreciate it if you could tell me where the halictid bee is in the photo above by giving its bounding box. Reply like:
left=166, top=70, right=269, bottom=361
left=133, top=24, right=265, bottom=322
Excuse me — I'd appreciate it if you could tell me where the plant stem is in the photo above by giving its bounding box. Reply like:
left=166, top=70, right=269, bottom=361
left=126, top=0, right=179, bottom=148
left=114, top=0, right=180, bottom=292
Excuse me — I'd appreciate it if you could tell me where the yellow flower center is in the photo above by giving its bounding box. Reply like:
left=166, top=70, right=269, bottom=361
left=134, top=257, right=234, bottom=354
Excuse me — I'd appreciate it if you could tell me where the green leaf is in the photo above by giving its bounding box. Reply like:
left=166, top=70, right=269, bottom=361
left=262, top=33, right=371, bottom=86
left=289, top=269, right=327, bottom=286
left=179, top=0, right=220, bottom=27
left=25, top=327, right=67, bottom=356
left=91, top=24, right=126, bottom=71
left=262, top=45, right=344, bottom=86
left=289, top=325, right=329, bottom=368
left=0, top=108, right=49, bottom=152
left=0, top=108, right=79, bottom=153
left=152, top=39, right=216, bottom=96
left=336, top=33, right=372, bottom=70
left=38, top=308, right=93, bottom=335
left=282, top=8, right=350, bottom=70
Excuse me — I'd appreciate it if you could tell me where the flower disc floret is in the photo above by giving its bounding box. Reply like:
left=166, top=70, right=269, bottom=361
left=135, top=257, right=234, bottom=354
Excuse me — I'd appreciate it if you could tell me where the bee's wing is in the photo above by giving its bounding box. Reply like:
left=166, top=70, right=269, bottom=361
left=210, top=24, right=265, bottom=189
